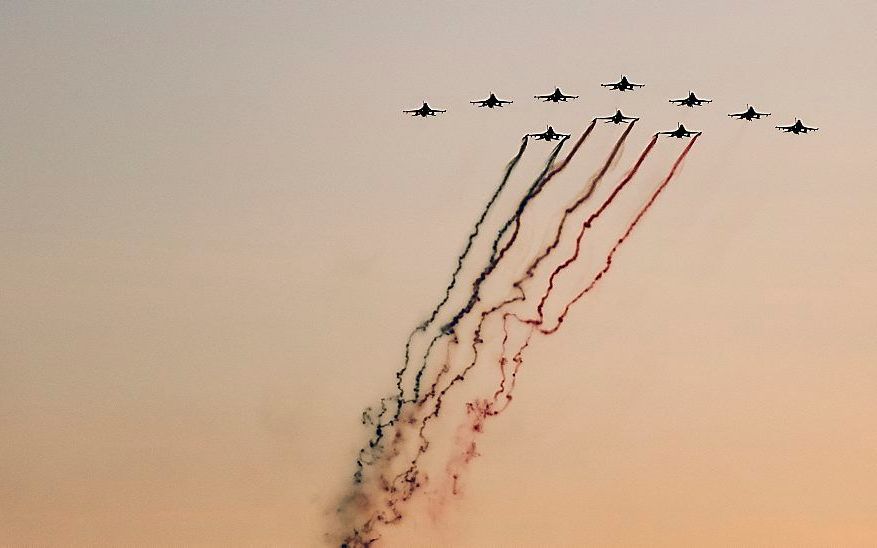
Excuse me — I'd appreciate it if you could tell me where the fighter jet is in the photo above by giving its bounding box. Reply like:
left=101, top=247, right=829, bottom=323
left=729, top=105, right=770, bottom=121
left=594, top=109, right=639, bottom=124
left=775, top=119, right=818, bottom=134
left=528, top=126, right=569, bottom=141
left=470, top=93, right=513, bottom=108
left=403, top=103, right=446, bottom=117
left=534, top=87, right=578, bottom=102
left=669, top=91, right=712, bottom=107
left=600, top=75, right=645, bottom=91
left=657, top=123, right=702, bottom=138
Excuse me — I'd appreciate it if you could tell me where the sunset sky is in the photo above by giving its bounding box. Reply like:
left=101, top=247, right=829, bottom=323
left=2, top=1, right=876, bottom=545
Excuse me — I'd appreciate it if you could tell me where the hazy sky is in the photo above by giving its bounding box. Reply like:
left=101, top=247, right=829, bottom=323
left=2, top=1, right=876, bottom=545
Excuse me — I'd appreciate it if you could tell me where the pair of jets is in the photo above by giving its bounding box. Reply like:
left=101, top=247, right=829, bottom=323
left=728, top=105, right=818, bottom=133
left=534, top=75, right=644, bottom=103
left=527, top=121, right=698, bottom=141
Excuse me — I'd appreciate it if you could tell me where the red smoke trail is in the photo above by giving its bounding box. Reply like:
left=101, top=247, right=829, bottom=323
left=411, top=119, right=598, bottom=401
left=441, top=135, right=700, bottom=498
left=338, top=123, right=644, bottom=548
left=419, top=123, right=637, bottom=406
left=519, top=121, right=637, bottom=292
left=537, top=134, right=699, bottom=334
left=402, top=132, right=659, bottom=496
left=533, top=133, right=660, bottom=323
left=383, top=133, right=661, bottom=506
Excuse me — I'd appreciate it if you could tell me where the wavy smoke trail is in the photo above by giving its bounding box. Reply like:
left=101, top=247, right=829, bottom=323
left=449, top=135, right=700, bottom=493
left=352, top=123, right=596, bottom=487
left=336, top=127, right=697, bottom=548
left=353, top=136, right=531, bottom=482
left=336, top=125, right=641, bottom=547
left=419, top=121, right=637, bottom=405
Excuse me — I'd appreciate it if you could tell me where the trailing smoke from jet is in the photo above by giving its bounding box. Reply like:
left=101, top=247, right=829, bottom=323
left=334, top=127, right=700, bottom=548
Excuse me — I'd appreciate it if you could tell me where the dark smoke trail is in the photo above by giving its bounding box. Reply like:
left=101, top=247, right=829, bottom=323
left=420, top=124, right=637, bottom=404
left=408, top=127, right=584, bottom=401
left=354, top=135, right=530, bottom=483
left=398, top=136, right=530, bottom=394
left=522, top=121, right=637, bottom=288
left=340, top=122, right=598, bottom=545
left=537, top=134, right=699, bottom=334
left=415, top=133, right=660, bottom=438
left=444, top=135, right=701, bottom=496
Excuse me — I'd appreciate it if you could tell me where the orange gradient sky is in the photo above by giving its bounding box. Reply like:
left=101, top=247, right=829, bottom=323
left=2, top=1, right=877, bottom=545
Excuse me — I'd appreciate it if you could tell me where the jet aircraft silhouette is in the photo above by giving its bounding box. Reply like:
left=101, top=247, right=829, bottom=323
left=594, top=109, right=639, bottom=124
left=775, top=119, right=818, bottom=134
left=470, top=93, right=513, bottom=108
left=669, top=91, right=712, bottom=107
left=403, top=103, right=446, bottom=117
left=729, top=105, right=770, bottom=120
left=534, top=88, right=578, bottom=102
left=528, top=126, right=569, bottom=141
left=600, top=75, right=645, bottom=91
left=657, top=123, right=702, bottom=138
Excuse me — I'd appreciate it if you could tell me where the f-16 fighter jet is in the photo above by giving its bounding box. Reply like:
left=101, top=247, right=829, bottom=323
left=528, top=126, right=569, bottom=141
left=775, top=119, right=818, bottom=134
left=669, top=91, right=712, bottom=107
left=600, top=75, right=645, bottom=91
left=534, top=87, right=578, bottom=102
left=657, top=123, right=702, bottom=138
left=470, top=93, right=513, bottom=108
left=402, top=103, right=446, bottom=117
left=594, top=109, right=639, bottom=124
left=728, top=105, right=770, bottom=121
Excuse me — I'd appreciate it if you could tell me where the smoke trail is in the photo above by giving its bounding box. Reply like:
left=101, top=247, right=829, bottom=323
left=350, top=132, right=567, bottom=487
left=419, top=123, right=637, bottom=404
left=411, top=120, right=598, bottom=400
left=522, top=122, right=637, bottom=288
left=457, top=135, right=701, bottom=487
left=411, top=133, right=661, bottom=461
left=354, top=135, right=530, bottom=483
left=399, top=135, right=529, bottom=391
left=537, top=134, right=699, bottom=334
left=339, top=121, right=599, bottom=546
left=341, top=130, right=656, bottom=544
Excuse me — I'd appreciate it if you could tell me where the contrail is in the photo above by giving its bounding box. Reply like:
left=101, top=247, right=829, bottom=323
left=412, top=120, right=598, bottom=400
left=354, top=135, right=529, bottom=483
left=352, top=131, right=569, bottom=486
left=537, top=134, right=698, bottom=333
left=340, top=121, right=599, bottom=545
left=411, top=133, right=661, bottom=450
left=361, top=129, right=655, bottom=531
left=419, top=123, right=637, bottom=404
left=475, top=135, right=701, bottom=459
left=338, top=122, right=677, bottom=547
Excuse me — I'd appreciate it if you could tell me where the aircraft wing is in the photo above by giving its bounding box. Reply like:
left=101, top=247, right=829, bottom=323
left=728, top=113, right=744, bottom=118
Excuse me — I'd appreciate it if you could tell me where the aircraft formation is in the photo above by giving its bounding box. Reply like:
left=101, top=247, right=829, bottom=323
left=403, top=74, right=818, bottom=136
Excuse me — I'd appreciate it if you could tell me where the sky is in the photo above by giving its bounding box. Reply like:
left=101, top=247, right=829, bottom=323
left=2, top=1, right=876, bottom=545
